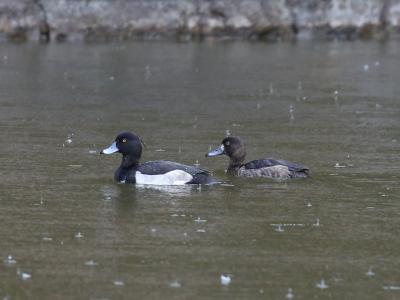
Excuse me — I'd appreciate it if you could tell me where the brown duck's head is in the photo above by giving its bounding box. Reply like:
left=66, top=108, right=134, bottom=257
left=206, top=136, right=246, bottom=165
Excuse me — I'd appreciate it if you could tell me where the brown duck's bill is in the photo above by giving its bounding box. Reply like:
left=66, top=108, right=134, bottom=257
left=206, top=144, right=225, bottom=157
left=100, top=141, right=119, bottom=154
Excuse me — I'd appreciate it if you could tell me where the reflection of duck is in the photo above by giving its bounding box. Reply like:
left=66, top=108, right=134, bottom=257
left=206, top=136, right=310, bottom=179
left=101, top=132, right=218, bottom=185
left=136, top=184, right=197, bottom=197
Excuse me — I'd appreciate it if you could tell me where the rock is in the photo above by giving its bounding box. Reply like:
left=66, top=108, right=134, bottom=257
left=0, top=0, right=398, bottom=42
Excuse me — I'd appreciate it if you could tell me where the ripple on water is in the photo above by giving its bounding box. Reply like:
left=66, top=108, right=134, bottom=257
left=220, top=274, right=232, bottom=286
left=4, top=255, right=16, bottom=266
left=383, top=286, right=400, bottom=291
left=366, top=266, right=375, bottom=277
left=113, top=280, right=124, bottom=286
left=286, top=288, right=294, bottom=299
left=316, top=279, right=329, bottom=289
left=17, top=269, right=31, bottom=280
left=85, top=260, right=98, bottom=266
left=194, top=217, right=207, bottom=223
left=75, top=232, right=84, bottom=238
left=169, top=280, right=181, bottom=288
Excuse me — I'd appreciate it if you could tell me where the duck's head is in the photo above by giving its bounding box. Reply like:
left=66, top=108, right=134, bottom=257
left=206, top=136, right=246, bottom=166
left=101, top=132, right=143, bottom=165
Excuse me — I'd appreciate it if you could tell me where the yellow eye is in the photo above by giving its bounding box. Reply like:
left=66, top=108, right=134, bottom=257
left=122, top=138, right=127, bottom=143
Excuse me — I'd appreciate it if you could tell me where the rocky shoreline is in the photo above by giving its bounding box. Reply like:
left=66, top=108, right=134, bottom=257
left=0, top=0, right=399, bottom=42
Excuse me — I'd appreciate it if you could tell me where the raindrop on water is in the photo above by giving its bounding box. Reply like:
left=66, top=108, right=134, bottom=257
left=366, top=266, right=375, bottom=277
left=145, top=65, right=151, bottom=80
left=225, top=129, right=231, bottom=136
left=289, top=105, right=295, bottom=121
left=84, top=260, right=98, bottom=266
left=17, top=269, right=31, bottom=280
left=113, top=280, right=125, bottom=286
left=297, top=81, right=302, bottom=91
left=4, top=255, right=16, bottom=265
left=195, top=217, right=207, bottom=223
left=383, top=285, right=400, bottom=290
left=65, top=133, right=74, bottom=144
left=316, top=279, right=328, bottom=289
left=220, top=274, right=232, bottom=286
left=169, top=280, right=181, bottom=288
left=269, top=83, right=274, bottom=95
left=286, top=288, right=294, bottom=299
left=334, top=162, right=346, bottom=168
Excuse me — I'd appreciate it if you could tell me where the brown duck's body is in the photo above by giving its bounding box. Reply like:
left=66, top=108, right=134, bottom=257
left=235, top=165, right=291, bottom=178
left=207, top=136, right=310, bottom=180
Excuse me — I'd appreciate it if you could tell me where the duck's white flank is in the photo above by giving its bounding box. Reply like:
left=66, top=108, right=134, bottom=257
left=135, top=170, right=193, bottom=185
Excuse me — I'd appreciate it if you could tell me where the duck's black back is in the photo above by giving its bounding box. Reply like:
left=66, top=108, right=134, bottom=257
left=138, top=160, right=208, bottom=175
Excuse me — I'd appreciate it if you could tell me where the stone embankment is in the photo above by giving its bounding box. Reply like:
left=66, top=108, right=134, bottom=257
left=0, top=0, right=399, bottom=42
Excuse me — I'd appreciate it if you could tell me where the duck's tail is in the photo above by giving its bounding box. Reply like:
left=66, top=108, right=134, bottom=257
left=189, top=173, right=222, bottom=185
left=291, top=168, right=310, bottom=178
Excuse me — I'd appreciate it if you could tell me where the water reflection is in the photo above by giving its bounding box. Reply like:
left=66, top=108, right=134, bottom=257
left=100, top=184, right=122, bottom=202
left=135, top=184, right=198, bottom=198
left=101, top=183, right=199, bottom=201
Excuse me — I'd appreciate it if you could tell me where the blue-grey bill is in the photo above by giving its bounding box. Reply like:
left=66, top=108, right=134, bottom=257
left=206, top=145, right=224, bottom=157
left=101, top=142, right=119, bottom=154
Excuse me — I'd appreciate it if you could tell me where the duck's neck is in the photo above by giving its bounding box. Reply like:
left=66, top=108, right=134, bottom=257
left=227, top=159, right=244, bottom=175
left=121, top=155, right=139, bottom=169
left=115, top=155, right=140, bottom=183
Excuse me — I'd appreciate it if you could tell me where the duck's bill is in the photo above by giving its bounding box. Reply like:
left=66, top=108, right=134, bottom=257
left=100, top=142, right=119, bottom=154
left=206, top=145, right=224, bottom=157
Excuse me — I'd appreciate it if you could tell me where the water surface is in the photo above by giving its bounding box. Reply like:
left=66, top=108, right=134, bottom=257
left=0, top=40, right=399, bottom=299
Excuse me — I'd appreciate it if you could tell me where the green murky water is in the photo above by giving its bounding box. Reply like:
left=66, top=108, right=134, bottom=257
left=0, top=40, right=399, bottom=299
